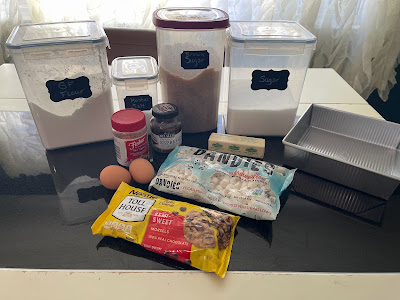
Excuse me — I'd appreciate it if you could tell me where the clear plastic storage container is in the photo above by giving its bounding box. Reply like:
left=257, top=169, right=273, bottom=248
left=6, top=21, right=114, bottom=149
left=226, top=21, right=317, bottom=136
left=153, top=7, right=229, bottom=133
left=111, top=56, right=158, bottom=134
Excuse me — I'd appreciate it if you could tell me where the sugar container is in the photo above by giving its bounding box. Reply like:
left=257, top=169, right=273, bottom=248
left=6, top=21, right=114, bottom=149
left=111, top=56, right=158, bottom=133
left=226, top=21, right=316, bottom=136
left=153, top=7, right=229, bottom=133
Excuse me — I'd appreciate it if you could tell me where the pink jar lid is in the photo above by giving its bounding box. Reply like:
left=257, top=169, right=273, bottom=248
left=111, top=109, right=146, bottom=132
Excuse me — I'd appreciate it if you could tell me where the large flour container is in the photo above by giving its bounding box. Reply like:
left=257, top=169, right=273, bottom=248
left=153, top=7, right=229, bottom=133
left=6, top=21, right=114, bottom=149
left=226, top=21, right=316, bottom=136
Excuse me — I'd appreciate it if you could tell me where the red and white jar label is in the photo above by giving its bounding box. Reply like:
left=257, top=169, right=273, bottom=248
left=114, top=133, right=149, bottom=166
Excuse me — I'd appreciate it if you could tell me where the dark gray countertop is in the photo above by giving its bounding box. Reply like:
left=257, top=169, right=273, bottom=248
left=1, top=111, right=399, bottom=273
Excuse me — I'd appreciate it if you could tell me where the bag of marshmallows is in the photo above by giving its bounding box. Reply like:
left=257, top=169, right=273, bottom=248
left=149, top=146, right=295, bottom=220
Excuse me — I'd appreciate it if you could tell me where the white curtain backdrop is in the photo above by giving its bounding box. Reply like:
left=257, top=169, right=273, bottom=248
left=1, top=0, right=399, bottom=101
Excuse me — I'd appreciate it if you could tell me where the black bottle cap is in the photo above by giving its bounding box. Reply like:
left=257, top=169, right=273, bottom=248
left=152, top=103, right=179, bottom=119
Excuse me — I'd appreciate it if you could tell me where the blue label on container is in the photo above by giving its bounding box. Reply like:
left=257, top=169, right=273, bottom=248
left=181, top=50, right=209, bottom=69
left=46, top=76, right=92, bottom=102
left=251, top=70, right=290, bottom=91
left=124, top=95, right=152, bottom=111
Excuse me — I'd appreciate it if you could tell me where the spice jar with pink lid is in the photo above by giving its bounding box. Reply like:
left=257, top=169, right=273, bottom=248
left=111, top=109, right=149, bottom=166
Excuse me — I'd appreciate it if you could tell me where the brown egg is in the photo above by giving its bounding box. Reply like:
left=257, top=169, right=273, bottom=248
left=100, top=165, right=132, bottom=190
left=129, top=158, right=155, bottom=184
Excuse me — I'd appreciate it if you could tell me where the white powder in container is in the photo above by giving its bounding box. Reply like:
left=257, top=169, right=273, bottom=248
left=226, top=80, right=299, bottom=136
left=12, top=42, right=114, bottom=149
left=30, top=89, right=114, bottom=149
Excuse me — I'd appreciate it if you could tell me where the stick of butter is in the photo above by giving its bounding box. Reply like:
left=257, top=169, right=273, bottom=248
left=208, top=133, right=265, bottom=159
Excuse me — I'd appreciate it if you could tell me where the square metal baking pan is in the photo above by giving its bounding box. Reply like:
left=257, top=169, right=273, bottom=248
left=283, top=104, right=400, bottom=200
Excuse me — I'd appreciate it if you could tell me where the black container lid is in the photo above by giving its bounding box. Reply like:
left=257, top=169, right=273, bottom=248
left=152, top=103, right=179, bottom=119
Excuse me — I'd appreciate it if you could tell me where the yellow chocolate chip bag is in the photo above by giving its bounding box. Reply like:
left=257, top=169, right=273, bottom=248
left=91, top=182, right=239, bottom=278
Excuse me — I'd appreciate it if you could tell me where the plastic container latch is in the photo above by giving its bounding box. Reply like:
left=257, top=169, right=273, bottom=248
left=125, top=79, right=148, bottom=91
left=244, top=42, right=306, bottom=56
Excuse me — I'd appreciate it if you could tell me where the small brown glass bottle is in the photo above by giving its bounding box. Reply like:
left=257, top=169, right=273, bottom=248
left=150, top=103, right=182, bottom=153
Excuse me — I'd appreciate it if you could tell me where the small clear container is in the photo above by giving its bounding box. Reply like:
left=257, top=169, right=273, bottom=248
left=6, top=21, right=114, bottom=149
left=226, top=21, right=317, bottom=136
left=111, top=56, right=158, bottom=134
left=153, top=7, right=229, bottom=133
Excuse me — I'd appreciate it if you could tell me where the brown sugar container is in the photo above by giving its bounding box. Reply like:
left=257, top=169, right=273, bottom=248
left=153, top=7, right=229, bottom=133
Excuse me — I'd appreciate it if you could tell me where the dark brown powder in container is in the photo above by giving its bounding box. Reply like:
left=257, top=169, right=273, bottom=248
left=159, top=67, right=221, bottom=133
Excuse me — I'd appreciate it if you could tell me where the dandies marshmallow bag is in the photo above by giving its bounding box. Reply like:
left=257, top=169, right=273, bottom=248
left=149, top=146, right=295, bottom=220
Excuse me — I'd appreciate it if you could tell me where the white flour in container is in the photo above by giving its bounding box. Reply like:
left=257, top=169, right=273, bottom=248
left=30, top=89, right=114, bottom=149
left=227, top=80, right=298, bottom=136
left=12, top=43, right=114, bottom=149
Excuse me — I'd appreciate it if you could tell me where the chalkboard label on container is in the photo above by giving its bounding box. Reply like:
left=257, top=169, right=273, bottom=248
left=124, top=95, right=153, bottom=111
left=46, top=76, right=92, bottom=102
left=181, top=50, right=209, bottom=69
left=251, top=70, right=290, bottom=91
